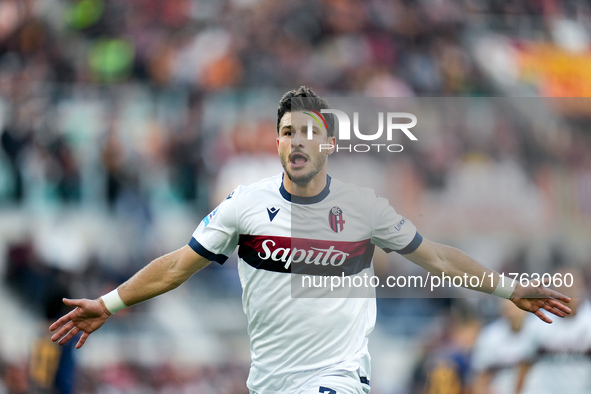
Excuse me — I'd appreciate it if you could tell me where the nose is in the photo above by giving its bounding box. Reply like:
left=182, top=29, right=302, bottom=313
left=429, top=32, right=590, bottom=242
left=291, top=129, right=306, bottom=147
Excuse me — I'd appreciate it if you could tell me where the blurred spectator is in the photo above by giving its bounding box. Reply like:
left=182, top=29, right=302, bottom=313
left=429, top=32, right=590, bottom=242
left=410, top=300, right=481, bottom=394
left=515, top=267, right=591, bottom=394
left=29, top=273, right=77, bottom=394
left=471, top=300, right=529, bottom=394
left=5, top=237, right=47, bottom=308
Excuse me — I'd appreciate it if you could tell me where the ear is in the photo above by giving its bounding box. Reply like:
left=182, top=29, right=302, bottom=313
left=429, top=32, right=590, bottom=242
left=326, top=136, right=336, bottom=155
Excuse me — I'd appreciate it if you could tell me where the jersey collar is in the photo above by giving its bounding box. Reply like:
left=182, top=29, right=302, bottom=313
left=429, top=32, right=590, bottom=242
left=279, top=174, right=331, bottom=204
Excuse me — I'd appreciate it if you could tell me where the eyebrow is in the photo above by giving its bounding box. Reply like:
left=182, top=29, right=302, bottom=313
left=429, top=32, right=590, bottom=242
left=280, top=123, right=322, bottom=133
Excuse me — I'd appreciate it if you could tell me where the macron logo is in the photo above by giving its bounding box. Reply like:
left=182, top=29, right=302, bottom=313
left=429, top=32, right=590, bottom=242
left=267, top=207, right=280, bottom=222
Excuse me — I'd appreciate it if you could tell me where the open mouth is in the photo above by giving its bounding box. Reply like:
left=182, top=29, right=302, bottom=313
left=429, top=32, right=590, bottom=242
left=290, top=153, right=308, bottom=168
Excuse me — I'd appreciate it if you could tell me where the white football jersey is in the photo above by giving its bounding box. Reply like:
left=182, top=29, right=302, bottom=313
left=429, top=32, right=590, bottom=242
left=520, top=301, right=591, bottom=394
left=190, top=173, right=421, bottom=393
left=471, top=318, right=531, bottom=394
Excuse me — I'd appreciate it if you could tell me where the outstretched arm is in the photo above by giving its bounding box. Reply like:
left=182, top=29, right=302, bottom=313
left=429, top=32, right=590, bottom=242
left=49, top=245, right=211, bottom=349
left=403, top=238, right=571, bottom=323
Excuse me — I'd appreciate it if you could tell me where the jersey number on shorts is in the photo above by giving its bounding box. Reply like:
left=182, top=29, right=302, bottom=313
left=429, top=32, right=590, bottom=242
left=319, top=387, right=336, bottom=394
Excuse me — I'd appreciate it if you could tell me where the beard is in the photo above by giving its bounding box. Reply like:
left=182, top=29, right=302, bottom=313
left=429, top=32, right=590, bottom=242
left=280, top=150, right=327, bottom=186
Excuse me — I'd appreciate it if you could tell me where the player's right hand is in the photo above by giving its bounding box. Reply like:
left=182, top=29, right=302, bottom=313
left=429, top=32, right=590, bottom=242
left=49, top=298, right=111, bottom=349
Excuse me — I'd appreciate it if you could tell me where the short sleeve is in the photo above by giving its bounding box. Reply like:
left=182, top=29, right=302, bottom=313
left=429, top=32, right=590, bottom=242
left=189, top=189, right=241, bottom=264
left=371, top=194, right=422, bottom=254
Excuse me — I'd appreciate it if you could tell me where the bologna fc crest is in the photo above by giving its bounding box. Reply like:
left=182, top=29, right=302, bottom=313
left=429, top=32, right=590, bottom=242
left=329, top=206, right=345, bottom=233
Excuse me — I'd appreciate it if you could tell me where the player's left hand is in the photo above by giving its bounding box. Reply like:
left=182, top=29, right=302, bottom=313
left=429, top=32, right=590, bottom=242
left=510, top=284, right=571, bottom=323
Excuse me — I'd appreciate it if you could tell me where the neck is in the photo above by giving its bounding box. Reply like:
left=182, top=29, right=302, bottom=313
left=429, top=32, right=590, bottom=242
left=283, top=169, right=328, bottom=197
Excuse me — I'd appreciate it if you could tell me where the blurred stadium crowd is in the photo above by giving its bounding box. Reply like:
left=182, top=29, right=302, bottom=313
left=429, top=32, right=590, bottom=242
left=1, top=0, right=591, bottom=393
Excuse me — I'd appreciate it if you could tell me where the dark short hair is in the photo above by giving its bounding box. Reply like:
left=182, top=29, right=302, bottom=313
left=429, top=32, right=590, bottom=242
left=276, top=86, right=334, bottom=137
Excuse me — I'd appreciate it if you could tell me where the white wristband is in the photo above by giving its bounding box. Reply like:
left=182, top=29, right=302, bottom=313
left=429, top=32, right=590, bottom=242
left=101, top=289, right=127, bottom=314
left=492, top=276, right=516, bottom=299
